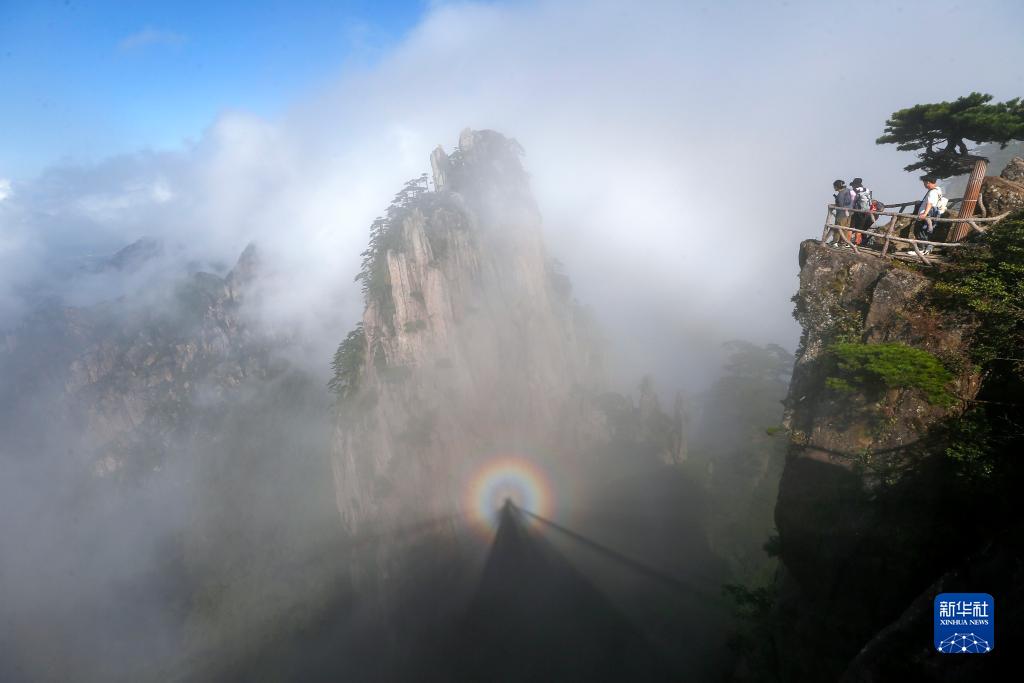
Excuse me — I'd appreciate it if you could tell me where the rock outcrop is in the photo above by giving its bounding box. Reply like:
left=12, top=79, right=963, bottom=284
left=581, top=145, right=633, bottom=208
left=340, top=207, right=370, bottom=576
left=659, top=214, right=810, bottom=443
left=773, top=241, right=984, bottom=680
left=980, top=158, right=1024, bottom=217
left=329, top=129, right=607, bottom=538
left=981, top=175, right=1024, bottom=216
left=999, top=155, right=1024, bottom=183
left=784, top=242, right=980, bottom=459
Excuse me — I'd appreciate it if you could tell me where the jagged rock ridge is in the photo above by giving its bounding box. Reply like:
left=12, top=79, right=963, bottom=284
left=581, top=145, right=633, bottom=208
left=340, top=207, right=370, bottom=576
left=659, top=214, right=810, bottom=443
left=330, top=129, right=607, bottom=535
left=0, top=243, right=274, bottom=478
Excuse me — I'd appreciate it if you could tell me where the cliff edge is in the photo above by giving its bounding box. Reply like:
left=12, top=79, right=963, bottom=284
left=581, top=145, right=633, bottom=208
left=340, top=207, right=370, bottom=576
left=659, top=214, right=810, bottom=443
left=774, top=192, right=1024, bottom=680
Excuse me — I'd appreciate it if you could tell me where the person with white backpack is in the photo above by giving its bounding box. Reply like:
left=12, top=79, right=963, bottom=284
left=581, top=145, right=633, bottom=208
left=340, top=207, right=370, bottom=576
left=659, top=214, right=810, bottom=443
left=915, top=175, right=947, bottom=254
left=849, top=177, right=873, bottom=244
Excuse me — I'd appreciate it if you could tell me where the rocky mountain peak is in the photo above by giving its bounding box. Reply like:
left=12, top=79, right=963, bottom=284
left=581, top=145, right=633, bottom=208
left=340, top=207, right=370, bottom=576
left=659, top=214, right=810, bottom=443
left=225, top=241, right=260, bottom=301
left=331, top=130, right=606, bottom=536
left=430, top=128, right=527, bottom=196
left=103, top=236, right=164, bottom=272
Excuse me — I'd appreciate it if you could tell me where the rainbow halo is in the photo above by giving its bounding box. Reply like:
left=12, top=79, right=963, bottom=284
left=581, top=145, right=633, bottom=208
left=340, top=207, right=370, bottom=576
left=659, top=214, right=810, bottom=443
left=465, top=456, right=552, bottom=535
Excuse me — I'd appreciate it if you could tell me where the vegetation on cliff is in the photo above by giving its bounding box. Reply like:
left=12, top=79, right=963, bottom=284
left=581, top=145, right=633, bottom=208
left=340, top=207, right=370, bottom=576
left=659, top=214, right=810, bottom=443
left=328, top=323, right=366, bottom=403
left=933, top=212, right=1024, bottom=483
left=825, top=342, right=955, bottom=406
left=336, top=172, right=459, bottom=397
left=935, top=214, right=1024, bottom=373
left=352, top=176, right=429, bottom=317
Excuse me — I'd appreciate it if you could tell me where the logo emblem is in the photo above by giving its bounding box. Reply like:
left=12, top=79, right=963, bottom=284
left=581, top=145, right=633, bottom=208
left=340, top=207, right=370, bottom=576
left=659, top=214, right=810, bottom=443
left=934, top=593, right=994, bottom=654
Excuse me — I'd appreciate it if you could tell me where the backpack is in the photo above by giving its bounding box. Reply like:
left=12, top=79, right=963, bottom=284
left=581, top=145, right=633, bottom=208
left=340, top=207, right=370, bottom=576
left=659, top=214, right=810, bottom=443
left=935, top=188, right=950, bottom=214
left=853, top=187, right=872, bottom=211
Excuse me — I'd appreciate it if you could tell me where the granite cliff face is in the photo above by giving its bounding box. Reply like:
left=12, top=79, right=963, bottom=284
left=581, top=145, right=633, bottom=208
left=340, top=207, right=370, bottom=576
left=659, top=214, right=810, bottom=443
left=783, top=242, right=981, bottom=461
left=329, top=129, right=607, bottom=537
left=773, top=241, right=981, bottom=679
left=320, top=130, right=731, bottom=681
left=773, top=225, right=1021, bottom=680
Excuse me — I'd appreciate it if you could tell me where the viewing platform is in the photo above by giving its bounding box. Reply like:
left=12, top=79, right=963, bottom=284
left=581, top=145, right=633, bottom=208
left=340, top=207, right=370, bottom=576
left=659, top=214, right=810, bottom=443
left=822, top=199, right=1011, bottom=266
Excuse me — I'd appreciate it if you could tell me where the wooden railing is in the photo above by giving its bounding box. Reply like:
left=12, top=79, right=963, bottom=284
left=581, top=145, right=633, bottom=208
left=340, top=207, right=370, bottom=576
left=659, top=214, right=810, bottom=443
left=822, top=200, right=1010, bottom=266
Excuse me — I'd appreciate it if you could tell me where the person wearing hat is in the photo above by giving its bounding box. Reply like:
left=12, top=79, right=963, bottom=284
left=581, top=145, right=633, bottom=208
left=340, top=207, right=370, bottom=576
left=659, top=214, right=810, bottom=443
left=830, top=179, right=855, bottom=246
left=849, top=177, right=873, bottom=245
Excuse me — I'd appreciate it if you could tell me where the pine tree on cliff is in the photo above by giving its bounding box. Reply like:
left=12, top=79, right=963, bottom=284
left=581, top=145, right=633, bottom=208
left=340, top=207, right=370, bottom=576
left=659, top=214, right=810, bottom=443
left=876, top=92, right=1024, bottom=178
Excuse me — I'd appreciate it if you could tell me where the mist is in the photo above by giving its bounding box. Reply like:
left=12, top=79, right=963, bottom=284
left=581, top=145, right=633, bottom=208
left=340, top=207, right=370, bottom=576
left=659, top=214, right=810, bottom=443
left=2, top=0, right=1017, bottom=386
left=2, top=0, right=1022, bottom=680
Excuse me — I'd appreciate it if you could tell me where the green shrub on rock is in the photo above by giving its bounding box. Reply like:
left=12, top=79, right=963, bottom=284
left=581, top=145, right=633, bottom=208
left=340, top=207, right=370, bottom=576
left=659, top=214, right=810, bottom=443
left=328, top=324, right=366, bottom=402
left=826, top=342, right=955, bottom=406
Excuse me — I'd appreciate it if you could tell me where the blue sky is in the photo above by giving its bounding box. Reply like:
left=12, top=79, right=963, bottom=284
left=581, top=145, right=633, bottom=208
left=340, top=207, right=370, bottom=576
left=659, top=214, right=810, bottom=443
left=1, top=0, right=1021, bottom=383
left=0, top=0, right=427, bottom=178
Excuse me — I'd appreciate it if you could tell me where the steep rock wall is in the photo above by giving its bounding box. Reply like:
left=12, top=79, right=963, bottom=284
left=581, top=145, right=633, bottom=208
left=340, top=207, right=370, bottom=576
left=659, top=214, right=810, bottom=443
left=330, top=130, right=607, bottom=538
left=773, top=241, right=984, bottom=680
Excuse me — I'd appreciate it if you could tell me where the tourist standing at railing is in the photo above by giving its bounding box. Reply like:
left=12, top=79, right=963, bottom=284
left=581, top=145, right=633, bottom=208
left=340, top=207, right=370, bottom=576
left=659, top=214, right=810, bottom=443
left=850, top=178, right=873, bottom=245
left=915, top=176, right=942, bottom=255
left=830, top=179, right=855, bottom=246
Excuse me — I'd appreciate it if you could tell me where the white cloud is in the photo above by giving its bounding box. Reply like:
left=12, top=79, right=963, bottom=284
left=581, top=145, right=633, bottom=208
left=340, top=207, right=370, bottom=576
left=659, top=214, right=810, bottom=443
left=0, top=178, right=10, bottom=202
left=8, top=0, right=1024, bottom=387
left=118, top=27, right=186, bottom=51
